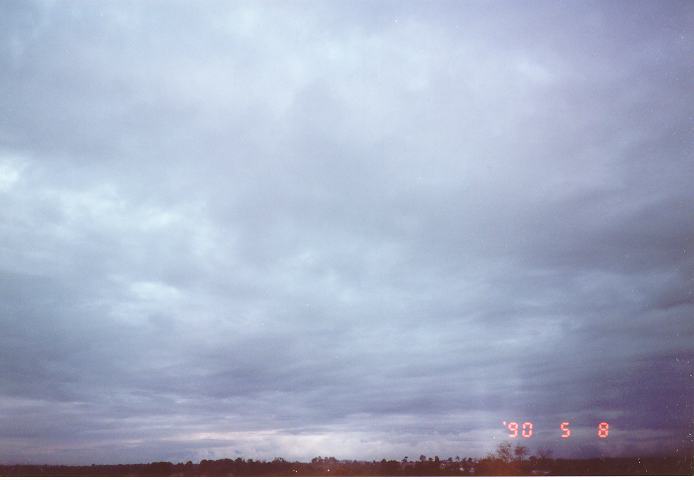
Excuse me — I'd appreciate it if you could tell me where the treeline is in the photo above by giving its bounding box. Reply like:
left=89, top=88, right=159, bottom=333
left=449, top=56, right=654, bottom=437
left=0, top=447, right=691, bottom=476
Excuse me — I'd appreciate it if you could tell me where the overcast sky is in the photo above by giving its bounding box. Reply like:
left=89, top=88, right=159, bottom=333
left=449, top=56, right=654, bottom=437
left=0, top=0, right=692, bottom=465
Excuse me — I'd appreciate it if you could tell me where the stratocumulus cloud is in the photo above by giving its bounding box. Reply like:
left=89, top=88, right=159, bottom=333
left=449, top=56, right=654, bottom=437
left=0, top=0, right=692, bottom=465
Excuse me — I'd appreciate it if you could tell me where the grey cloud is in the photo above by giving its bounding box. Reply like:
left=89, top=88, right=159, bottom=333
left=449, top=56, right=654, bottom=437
left=0, top=0, right=692, bottom=465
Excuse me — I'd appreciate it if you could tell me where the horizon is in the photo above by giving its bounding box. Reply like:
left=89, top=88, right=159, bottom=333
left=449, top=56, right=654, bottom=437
left=2, top=449, right=692, bottom=467
left=0, top=0, right=692, bottom=467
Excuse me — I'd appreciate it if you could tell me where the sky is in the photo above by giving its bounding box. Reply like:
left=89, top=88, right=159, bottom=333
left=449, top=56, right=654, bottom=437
left=0, top=0, right=692, bottom=466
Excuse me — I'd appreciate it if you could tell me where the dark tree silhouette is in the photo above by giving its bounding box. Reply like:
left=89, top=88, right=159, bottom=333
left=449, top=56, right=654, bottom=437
left=514, top=445, right=528, bottom=462
left=495, top=441, right=513, bottom=463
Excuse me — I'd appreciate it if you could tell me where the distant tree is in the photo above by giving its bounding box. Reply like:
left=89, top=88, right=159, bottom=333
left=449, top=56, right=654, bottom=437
left=514, top=445, right=529, bottom=462
left=419, top=455, right=426, bottom=462
left=537, top=447, right=553, bottom=461
left=144, top=462, right=173, bottom=476
left=496, top=441, right=514, bottom=463
left=537, top=447, right=554, bottom=469
left=378, top=459, right=400, bottom=475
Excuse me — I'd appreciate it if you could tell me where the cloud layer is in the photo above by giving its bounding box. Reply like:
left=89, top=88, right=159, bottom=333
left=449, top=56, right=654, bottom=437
left=0, top=0, right=692, bottom=464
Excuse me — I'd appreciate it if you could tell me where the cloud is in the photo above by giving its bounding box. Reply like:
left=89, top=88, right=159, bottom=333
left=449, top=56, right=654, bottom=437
left=0, top=0, right=692, bottom=464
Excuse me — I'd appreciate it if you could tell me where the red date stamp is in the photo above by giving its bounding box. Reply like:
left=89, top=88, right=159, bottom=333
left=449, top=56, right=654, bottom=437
left=502, top=421, right=609, bottom=438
